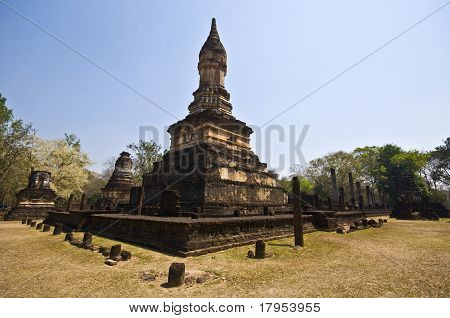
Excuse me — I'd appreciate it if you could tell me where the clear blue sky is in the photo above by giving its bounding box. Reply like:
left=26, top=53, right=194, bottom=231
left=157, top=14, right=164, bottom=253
left=1, top=0, right=449, bottom=175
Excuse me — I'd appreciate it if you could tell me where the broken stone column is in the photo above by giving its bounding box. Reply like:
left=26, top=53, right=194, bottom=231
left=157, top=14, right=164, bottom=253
left=79, top=193, right=86, bottom=211
left=339, top=187, right=345, bottom=211
left=366, top=186, right=372, bottom=209
left=136, top=186, right=144, bottom=215
left=255, top=240, right=266, bottom=259
left=43, top=224, right=51, bottom=232
left=168, top=262, right=185, bottom=287
left=356, top=181, right=363, bottom=210
left=53, top=223, right=62, bottom=235
left=292, top=176, right=304, bottom=247
left=66, top=193, right=74, bottom=211
left=314, top=194, right=320, bottom=210
left=30, top=221, right=36, bottom=227
left=348, top=172, right=356, bottom=208
left=82, top=232, right=92, bottom=248
left=330, top=168, right=338, bottom=209
left=21, top=219, right=27, bottom=224
left=64, top=232, right=73, bottom=241
left=371, top=189, right=376, bottom=208
left=26, top=219, right=32, bottom=225
left=36, top=223, right=43, bottom=230
left=327, top=197, right=332, bottom=210
left=110, top=244, right=122, bottom=261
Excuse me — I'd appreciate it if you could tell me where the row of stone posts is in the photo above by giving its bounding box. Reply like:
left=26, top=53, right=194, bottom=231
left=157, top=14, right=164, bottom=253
left=328, top=168, right=388, bottom=211
left=66, top=193, right=88, bottom=211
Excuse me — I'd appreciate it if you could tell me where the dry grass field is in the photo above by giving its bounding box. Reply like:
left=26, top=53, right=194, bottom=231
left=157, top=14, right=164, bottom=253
left=0, top=218, right=448, bottom=298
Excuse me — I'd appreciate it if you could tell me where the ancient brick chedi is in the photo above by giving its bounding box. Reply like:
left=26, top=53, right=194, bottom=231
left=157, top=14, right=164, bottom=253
left=142, top=18, right=287, bottom=215
left=101, top=152, right=134, bottom=209
left=5, top=170, right=56, bottom=220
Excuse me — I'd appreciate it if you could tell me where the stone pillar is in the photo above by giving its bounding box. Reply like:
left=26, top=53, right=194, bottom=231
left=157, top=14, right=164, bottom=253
left=26, top=219, right=32, bottom=225
left=82, top=232, right=92, bottom=247
left=317, top=194, right=323, bottom=210
left=292, top=176, right=304, bottom=247
left=366, top=186, right=372, bottom=209
left=372, top=189, right=377, bottom=208
left=255, top=240, right=266, bottom=259
left=110, top=244, right=122, bottom=261
left=21, top=219, right=27, bottom=224
left=168, top=263, right=185, bottom=287
left=43, top=224, right=51, bottom=232
left=137, top=186, right=144, bottom=215
left=348, top=172, right=356, bottom=208
left=53, top=223, right=62, bottom=235
left=339, top=187, right=345, bottom=211
left=330, top=168, right=338, bottom=209
left=66, top=193, right=74, bottom=211
left=79, top=193, right=86, bottom=211
left=327, top=197, right=332, bottom=210
left=30, top=221, right=36, bottom=227
left=64, top=232, right=73, bottom=241
left=356, top=182, right=362, bottom=206
left=36, top=223, right=43, bottom=230
left=314, top=194, right=320, bottom=210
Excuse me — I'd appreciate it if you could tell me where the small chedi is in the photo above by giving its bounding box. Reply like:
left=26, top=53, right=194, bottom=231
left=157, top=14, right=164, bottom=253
left=391, top=172, right=447, bottom=220
left=142, top=18, right=288, bottom=216
left=101, top=152, right=134, bottom=209
left=5, top=170, right=56, bottom=220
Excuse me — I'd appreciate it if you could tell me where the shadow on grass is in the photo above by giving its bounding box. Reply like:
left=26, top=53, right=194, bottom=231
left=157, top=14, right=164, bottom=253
left=267, top=243, right=292, bottom=247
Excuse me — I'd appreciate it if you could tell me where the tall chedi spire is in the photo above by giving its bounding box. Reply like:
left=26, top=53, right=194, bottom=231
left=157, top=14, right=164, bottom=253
left=188, top=18, right=232, bottom=115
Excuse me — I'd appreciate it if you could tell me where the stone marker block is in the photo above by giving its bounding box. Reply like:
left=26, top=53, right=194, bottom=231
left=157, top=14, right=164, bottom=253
left=36, top=223, right=43, bottom=230
left=102, top=248, right=111, bottom=257
left=168, top=263, right=185, bottom=287
left=255, top=240, right=266, bottom=259
left=362, top=219, right=368, bottom=227
left=21, top=219, right=27, bottom=224
left=26, top=219, right=32, bottom=225
left=384, top=219, right=387, bottom=223
left=121, top=250, right=132, bottom=261
left=53, top=223, right=63, bottom=235
left=336, top=228, right=345, bottom=234
left=247, top=250, right=255, bottom=259
left=64, top=233, right=74, bottom=242
left=43, top=224, right=51, bottom=232
left=30, top=221, right=37, bottom=227
left=82, top=232, right=93, bottom=248
left=70, top=239, right=82, bottom=247
left=110, top=244, right=122, bottom=261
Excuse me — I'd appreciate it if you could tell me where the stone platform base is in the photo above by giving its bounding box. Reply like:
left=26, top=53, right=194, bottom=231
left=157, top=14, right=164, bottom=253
left=4, top=206, right=54, bottom=221
left=44, top=209, right=392, bottom=257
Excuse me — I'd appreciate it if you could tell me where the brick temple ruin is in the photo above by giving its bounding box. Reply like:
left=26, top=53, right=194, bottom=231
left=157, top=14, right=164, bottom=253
left=101, top=151, right=134, bottom=210
left=43, top=19, right=391, bottom=256
left=5, top=170, right=56, bottom=220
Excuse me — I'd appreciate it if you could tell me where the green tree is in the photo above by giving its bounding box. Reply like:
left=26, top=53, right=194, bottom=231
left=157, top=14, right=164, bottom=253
left=31, top=135, right=91, bottom=198
left=426, top=138, right=450, bottom=188
left=0, top=94, right=34, bottom=205
left=127, top=140, right=163, bottom=185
